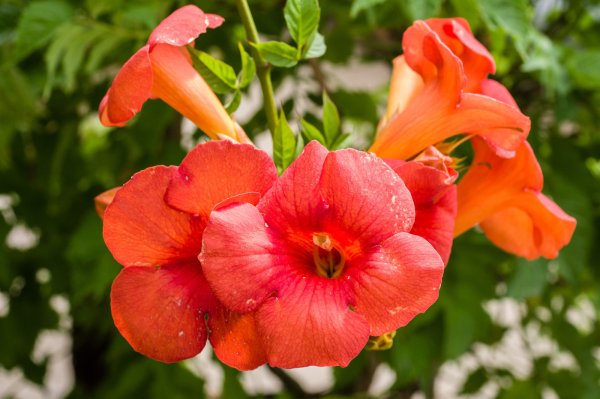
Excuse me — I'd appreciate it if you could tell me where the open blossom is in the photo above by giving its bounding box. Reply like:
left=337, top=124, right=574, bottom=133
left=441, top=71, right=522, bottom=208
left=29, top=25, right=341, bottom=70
left=200, top=141, right=445, bottom=368
left=101, top=140, right=277, bottom=369
left=99, top=5, right=247, bottom=142
left=371, top=17, right=575, bottom=259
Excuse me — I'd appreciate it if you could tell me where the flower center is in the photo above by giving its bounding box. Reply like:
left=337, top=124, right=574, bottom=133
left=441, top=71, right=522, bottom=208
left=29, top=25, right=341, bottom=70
left=312, top=233, right=345, bottom=279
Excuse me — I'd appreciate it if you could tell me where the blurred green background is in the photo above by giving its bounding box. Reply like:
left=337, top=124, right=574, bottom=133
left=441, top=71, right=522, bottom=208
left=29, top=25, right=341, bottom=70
left=1, top=0, right=599, bottom=397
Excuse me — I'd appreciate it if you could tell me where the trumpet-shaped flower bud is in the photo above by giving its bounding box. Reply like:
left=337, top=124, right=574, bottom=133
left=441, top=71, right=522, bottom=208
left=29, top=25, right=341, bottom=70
left=99, top=6, right=244, bottom=142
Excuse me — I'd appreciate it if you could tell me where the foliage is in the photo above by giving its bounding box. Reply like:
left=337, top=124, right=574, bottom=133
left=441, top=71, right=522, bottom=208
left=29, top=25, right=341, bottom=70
left=0, top=0, right=599, bottom=397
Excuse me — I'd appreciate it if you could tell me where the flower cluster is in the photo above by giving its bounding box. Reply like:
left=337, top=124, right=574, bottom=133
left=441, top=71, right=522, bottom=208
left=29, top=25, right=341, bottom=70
left=95, top=6, right=575, bottom=369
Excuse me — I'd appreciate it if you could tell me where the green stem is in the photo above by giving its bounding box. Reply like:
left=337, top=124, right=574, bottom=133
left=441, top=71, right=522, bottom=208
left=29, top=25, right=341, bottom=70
left=235, top=0, right=278, bottom=135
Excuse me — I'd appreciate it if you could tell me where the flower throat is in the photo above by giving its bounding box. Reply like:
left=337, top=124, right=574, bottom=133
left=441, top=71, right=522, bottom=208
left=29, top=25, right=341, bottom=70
left=312, top=233, right=345, bottom=279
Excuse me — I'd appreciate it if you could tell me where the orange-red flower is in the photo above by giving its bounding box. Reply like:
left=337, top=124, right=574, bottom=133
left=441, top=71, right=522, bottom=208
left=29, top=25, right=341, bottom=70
left=99, top=5, right=246, bottom=142
left=200, top=142, right=445, bottom=368
left=101, top=140, right=278, bottom=369
left=371, top=18, right=530, bottom=160
left=371, top=17, right=575, bottom=259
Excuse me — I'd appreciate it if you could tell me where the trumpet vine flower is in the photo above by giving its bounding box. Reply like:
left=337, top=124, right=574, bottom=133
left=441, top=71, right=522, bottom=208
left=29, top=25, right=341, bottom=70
left=200, top=141, right=445, bottom=368
left=102, top=140, right=277, bottom=369
left=371, top=17, right=575, bottom=259
left=370, top=18, right=530, bottom=160
left=99, top=5, right=246, bottom=142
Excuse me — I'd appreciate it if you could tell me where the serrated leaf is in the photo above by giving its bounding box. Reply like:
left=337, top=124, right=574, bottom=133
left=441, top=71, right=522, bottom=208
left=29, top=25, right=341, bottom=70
left=224, top=90, right=242, bottom=114
left=62, top=26, right=105, bottom=92
left=13, top=0, right=73, bottom=61
left=237, top=43, right=256, bottom=88
left=190, top=48, right=238, bottom=94
left=301, top=119, right=326, bottom=144
left=273, top=110, right=297, bottom=174
left=322, top=92, right=340, bottom=144
left=350, top=0, right=386, bottom=18
left=284, top=0, right=320, bottom=49
left=303, top=32, right=326, bottom=59
left=44, top=23, right=84, bottom=97
left=254, top=41, right=299, bottom=68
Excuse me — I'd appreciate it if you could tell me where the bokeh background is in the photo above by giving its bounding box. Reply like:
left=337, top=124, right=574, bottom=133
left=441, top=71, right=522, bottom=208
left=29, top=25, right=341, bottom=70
left=1, top=0, right=599, bottom=398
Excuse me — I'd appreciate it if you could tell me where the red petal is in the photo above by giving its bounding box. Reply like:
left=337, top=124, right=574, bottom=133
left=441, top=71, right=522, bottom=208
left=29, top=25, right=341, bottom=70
left=455, top=139, right=543, bottom=236
left=110, top=263, right=213, bottom=363
left=426, top=18, right=495, bottom=92
left=166, top=141, right=277, bottom=217
left=257, top=277, right=370, bottom=368
left=319, top=148, right=415, bottom=246
left=370, top=21, right=529, bottom=160
left=200, top=202, right=285, bottom=313
left=148, top=5, right=223, bottom=49
left=480, top=192, right=576, bottom=260
left=350, top=232, right=443, bottom=335
left=94, top=187, right=119, bottom=220
left=258, top=141, right=329, bottom=233
left=208, top=306, right=267, bottom=371
left=99, top=46, right=153, bottom=127
left=390, top=160, right=457, bottom=264
left=103, top=166, right=204, bottom=267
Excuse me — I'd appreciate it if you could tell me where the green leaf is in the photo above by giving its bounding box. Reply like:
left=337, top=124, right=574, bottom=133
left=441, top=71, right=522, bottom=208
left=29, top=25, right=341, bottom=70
left=331, top=133, right=351, bottom=150
left=402, top=0, right=444, bottom=20
left=254, top=41, right=299, bottom=68
left=301, top=119, right=326, bottom=144
left=350, top=0, right=386, bottom=18
left=303, top=32, right=326, bottom=59
left=479, top=0, right=533, bottom=45
left=284, top=0, right=320, bottom=49
left=189, top=48, right=238, bottom=94
left=273, top=110, right=297, bottom=174
left=567, top=49, right=600, bottom=90
left=224, top=91, right=242, bottom=114
left=237, top=43, right=256, bottom=88
left=43, top=22, right=108, bottom=94
left=12, top=0, right=73, bottom=61
left=506, top=259, right=548, bottom=299
left=322, top=92, right=340, bottom=144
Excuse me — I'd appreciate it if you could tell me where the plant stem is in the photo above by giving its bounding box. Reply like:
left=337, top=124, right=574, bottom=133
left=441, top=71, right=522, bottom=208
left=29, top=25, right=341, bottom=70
left=234, top=0, right=278, bottom=135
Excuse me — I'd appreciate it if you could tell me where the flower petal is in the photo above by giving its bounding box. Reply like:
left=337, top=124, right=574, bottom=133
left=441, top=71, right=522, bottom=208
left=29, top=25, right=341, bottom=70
left=208, top=307, right=267, bottom=371
left=257, top=277, right=370, bottom=368
left=390, top=160, right=457, bottom=264
left=350, top=232, right=444, bottom=336
left=319, top=149, right=415, bottom=246
left=200, top=202, right=285, bottom=313
left=110, top=263, right=213, bottom=363
left=258, top=141, right=329, bottom=234
left=99, top=46, right=153, bottom=127
left=382, top=55, right=424, bottom=126
left=480, top=192, right=576, bottom=259
left=455, top=138, right=543, bottom=236
left=94, top=187, right=119, bottom=220
left=149, top=44, right=238, bottom=140
left=103, top=166, right=204, bottom=267
left=371, top=21, right=529, bottom=160
left=425, top=18, right=495, bottom=92
left=148, top=5, right=223, bottom=49
left=166, top=141, right=277, bottom=217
